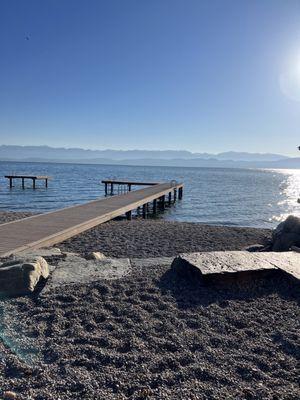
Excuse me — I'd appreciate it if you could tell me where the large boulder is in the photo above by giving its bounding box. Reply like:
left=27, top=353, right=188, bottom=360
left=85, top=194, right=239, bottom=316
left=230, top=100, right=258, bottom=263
left=0, top=256, right=49, bottom=296
left=272, top=215, right=300, bottom=251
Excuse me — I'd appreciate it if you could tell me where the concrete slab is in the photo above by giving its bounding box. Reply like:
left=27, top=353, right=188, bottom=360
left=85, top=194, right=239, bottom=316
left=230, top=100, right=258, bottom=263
left=42, top=254, right=131, bottom=294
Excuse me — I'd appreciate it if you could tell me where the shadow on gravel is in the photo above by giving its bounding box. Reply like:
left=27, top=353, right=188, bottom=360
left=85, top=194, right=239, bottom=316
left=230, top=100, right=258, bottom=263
left=158, top=267, right=300, bottom=309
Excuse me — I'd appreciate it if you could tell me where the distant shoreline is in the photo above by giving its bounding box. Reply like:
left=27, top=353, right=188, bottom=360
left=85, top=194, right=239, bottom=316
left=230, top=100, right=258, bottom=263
left=0, top=158, right=299, bottom=170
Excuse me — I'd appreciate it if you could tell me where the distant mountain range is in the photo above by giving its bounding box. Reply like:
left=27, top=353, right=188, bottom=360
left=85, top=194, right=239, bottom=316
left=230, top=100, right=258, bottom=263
left=0, top=145, right=299, bottom=169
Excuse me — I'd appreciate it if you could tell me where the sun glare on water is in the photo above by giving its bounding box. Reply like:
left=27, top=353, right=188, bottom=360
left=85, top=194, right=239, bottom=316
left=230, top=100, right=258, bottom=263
left=271, top=169, right=300, bottom=223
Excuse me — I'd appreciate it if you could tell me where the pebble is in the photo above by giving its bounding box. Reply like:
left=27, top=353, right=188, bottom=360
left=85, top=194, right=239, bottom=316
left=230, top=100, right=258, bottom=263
left=3, top=392, right=17, bottom=400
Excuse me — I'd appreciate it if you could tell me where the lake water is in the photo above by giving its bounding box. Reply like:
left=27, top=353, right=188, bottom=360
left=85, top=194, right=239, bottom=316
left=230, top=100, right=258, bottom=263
left=0, top=161, right=299, bottom=228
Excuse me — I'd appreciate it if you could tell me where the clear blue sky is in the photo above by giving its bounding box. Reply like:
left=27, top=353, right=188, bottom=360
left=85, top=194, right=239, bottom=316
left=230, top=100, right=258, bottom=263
left=0, top=0, right=300, bottom=156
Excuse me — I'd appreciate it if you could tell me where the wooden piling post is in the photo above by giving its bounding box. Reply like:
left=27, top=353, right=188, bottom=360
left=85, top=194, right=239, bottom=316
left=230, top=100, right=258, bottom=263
left=22, top=178, right=25, bottom=189
left=142, top=204, right=147, bottom=219
left=110, top=183, right=113, bottom=195
left=45, top=178, right=48, bottom=188
left=126, top=210, right=132, bottom=220
left=179, top=186, right=183, bottom=199
left=153, top=199, right=157, bottom=214
left=168, top=192, right=172, bottom=205
left=160, top=195, right=165, bottom=210
left=174, top=188, right=177, bottom=202
left=128, top=184, right=131, bottom=192
left=33, top=178, right=36, bottom=189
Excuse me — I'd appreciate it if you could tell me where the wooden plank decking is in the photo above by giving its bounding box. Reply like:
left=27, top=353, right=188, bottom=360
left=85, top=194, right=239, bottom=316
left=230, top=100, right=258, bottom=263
left=0, top=181, right=183, bottom=257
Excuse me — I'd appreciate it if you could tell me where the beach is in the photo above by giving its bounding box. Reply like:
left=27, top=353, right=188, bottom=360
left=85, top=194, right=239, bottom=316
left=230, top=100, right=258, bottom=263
left=0, top=212, right=299, bottom=399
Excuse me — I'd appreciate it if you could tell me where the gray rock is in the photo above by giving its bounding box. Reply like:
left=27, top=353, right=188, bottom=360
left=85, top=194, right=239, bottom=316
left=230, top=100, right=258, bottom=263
left=172, top=251, right=300, bottom=282
left=243, top=244, right=266, bottom=252
left=272, top=215, right=300, bottom=251
left=0, top=256, right=49, bottom=295
left=88, top=251, right=106, bottom=260
left=172, top=251, right=277, bottom=280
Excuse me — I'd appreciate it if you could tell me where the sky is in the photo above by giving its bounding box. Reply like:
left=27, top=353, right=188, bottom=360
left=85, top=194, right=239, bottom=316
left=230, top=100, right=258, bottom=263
left=0, top=0, right=300, bottom=156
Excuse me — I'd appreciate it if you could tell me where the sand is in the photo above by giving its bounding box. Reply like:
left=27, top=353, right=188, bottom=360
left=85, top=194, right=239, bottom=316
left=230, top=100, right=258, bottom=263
left=0, top=212, right=299, bottom=399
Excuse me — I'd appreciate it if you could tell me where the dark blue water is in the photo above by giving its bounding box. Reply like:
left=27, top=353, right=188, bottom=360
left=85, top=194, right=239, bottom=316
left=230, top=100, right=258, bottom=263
left=0, top=161, right=299, bottom=228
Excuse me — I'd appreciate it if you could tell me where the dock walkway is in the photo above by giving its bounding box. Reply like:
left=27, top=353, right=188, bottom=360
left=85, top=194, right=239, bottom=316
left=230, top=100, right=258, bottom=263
left=0, top=181, right=183, bottom=257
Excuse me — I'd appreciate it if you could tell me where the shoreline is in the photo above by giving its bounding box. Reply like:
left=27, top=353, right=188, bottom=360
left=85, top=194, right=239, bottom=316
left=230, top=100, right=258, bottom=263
left=0, top=211, right=272, bottom=259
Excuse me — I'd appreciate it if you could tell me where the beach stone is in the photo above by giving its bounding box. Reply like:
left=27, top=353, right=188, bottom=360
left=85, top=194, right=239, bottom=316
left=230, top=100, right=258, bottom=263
left=243, top=244, right=266, bottom=252
left=272, top=215, right=300, bottom=251
left=3, top=391, right=17, bottom=400
left=0, top=256, right=49, bottom=295
left=172, top=251, right=277, bottom=280
left=172, top=251, right=300, bottom=281
left=89, top=251, right=106, bottom=260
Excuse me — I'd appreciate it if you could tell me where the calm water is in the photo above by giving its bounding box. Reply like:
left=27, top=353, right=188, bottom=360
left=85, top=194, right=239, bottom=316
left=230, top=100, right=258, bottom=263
left=0, top=161, right=299, bottom=228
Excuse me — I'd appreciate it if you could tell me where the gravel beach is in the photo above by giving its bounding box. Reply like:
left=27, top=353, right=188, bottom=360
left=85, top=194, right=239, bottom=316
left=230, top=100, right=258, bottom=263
left=0, top=212, right=299, bottom=399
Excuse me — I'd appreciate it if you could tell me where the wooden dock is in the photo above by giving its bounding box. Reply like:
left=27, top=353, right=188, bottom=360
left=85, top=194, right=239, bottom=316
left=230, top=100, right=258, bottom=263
left=0, top=181, right=183, bottom=257
left=5, top=175, right=51, bottom=189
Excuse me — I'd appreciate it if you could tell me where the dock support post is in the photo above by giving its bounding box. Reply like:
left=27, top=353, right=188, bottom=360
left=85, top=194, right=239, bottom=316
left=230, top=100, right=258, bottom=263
left=9, top=178, right=12, bottom=189
left=142, top=204, right=147, bottom=219
left=160, top=195, right=165, bottom=210
left=179, top=187, right=183, bottom=199
left=128, top=184, right=131, bottom=192
left=22, top=178, right=25, bottom=189
left=168, top=192, right=172, bottom=205
left=33, top=178, right=36, bottom=190
left=110, top=183, right=113, bottom=196
left=45, top=178, right=48, bottom=188
left=126, top=210, right=132, bottom=220
left=153, top=199, right=157, bottom=214
left=174, top=189, right=177, bottom=202
left=105, top=183, right=108, bottom=195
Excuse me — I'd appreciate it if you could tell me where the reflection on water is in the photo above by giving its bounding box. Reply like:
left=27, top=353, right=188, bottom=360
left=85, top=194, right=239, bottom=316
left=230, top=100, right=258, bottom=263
left=269, top=169, right=300, bottom=223
left=0, top=162, right=299, bottom=228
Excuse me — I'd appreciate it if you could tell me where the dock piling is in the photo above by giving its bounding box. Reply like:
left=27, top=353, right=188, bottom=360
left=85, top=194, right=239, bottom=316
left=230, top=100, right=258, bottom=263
left=142, top=204, right=147, bottom=219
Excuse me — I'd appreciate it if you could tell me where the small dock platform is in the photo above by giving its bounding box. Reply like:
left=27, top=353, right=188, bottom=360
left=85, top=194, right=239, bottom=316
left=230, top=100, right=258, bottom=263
left=102, top=179, right=159, bottom=195
left=5, top=175, right=51, bottom=189
left=0, top=181, right=183, bottom=257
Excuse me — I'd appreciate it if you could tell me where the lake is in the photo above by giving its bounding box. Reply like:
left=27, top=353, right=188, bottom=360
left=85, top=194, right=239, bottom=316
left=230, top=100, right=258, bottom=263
left=0, top=161, right=299, bottom=228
